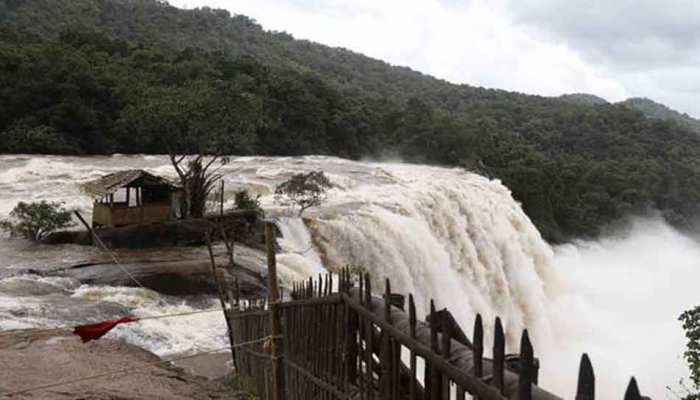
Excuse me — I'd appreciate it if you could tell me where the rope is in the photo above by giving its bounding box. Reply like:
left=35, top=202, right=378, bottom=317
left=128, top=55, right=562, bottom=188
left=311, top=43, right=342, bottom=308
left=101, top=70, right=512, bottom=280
left=87, top=227, right=153, bottom=293
left=0, top=335, right=281, bottom=398
left=0, top=307, right=231, bottom=339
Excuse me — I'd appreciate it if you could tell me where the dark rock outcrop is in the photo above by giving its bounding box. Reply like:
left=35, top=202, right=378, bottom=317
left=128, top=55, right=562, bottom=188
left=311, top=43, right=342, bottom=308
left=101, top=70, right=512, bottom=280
left=44, top=211, right=265, bottom=250
left=48, top=250, right=267, bottom=297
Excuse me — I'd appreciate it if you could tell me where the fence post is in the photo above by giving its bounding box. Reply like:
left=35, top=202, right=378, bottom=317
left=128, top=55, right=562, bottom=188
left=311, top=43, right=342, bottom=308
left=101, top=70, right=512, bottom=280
left=429, top=300, right=442, bottom=400
left=204, top=231, right=238, bottom=371
left=406, top=295, right=417, bottom=400
left=265, top=221, right=285, bottom=400
left=441, top=317, right=452, bottom=400
left=623, top=377, right=641, bottom=400
left=345, top=270, right=359, bottom=385
left=493, top=317, right=505, bottom=394
left=473, top=314, right=484, bottom=400
left=518, top=330, right=534, bottom=400
left=575, top=353, right=595, bottom=400
left=381, top=279, right=393, bottom=400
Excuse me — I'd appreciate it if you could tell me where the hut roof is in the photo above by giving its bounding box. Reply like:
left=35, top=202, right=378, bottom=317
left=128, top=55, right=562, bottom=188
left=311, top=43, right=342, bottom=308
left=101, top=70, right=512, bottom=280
left=80, top=170, right=179, bottom=199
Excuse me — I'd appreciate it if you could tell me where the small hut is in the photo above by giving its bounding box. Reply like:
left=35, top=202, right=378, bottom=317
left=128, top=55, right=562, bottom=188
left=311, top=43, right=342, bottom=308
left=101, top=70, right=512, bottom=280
left=81, top=170, right=181, bottom=228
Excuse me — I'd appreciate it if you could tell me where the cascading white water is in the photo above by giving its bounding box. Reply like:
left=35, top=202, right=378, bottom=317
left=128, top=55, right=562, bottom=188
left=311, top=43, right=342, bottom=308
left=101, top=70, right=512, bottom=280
left=0, top=155, right=694, bottom=399
left=275, top=217, right=326, bottom=282
left=291, top=164, right=561, bottom=350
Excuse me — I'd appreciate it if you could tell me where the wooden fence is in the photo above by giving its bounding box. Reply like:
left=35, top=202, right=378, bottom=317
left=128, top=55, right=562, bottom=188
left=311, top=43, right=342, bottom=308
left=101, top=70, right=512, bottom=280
left=216, top=224, right=650, bottom=400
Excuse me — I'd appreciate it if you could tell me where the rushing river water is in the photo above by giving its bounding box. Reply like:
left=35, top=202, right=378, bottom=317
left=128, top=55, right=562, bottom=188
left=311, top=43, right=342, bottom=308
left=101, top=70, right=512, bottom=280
left=0, top=155, right=697, bottom=399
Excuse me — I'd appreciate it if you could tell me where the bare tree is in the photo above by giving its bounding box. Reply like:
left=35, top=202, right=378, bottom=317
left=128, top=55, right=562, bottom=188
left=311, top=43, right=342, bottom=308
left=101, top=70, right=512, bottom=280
left=275, top=171, right=332, bottom=216
left=167, top=154, right=225, bottom=218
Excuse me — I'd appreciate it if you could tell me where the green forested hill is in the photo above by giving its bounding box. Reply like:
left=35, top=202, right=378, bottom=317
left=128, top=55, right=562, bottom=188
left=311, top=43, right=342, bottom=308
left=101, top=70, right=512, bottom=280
left=620, top=98, right=700, bottom=134
left=558, top=93, right=609, bottom=106
left=2, top=0, right=700, bottom=242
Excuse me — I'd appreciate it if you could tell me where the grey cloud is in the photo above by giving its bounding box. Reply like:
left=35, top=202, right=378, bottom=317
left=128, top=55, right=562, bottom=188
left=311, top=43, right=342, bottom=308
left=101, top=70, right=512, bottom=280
left=505, top=0, right=700, bottom=116
left=509, top=0, right=700, bottom=69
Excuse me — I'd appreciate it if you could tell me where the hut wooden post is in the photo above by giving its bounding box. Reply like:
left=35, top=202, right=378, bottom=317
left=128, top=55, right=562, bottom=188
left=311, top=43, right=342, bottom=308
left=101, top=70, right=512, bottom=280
left=265, top=221, right=285, bottom=400
left=137, top=187, right=144, bottom=224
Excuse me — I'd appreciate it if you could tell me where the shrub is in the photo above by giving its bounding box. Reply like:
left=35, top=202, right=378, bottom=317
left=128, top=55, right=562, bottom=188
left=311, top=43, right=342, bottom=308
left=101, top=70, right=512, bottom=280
left=0, top=201, right=74, bottom=241
left=234, top=189, right=265, bottom=217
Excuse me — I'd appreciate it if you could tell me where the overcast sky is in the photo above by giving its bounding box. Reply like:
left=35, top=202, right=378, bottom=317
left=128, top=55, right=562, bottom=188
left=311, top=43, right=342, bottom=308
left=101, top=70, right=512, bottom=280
left=169, top=0, right=700, bottom=118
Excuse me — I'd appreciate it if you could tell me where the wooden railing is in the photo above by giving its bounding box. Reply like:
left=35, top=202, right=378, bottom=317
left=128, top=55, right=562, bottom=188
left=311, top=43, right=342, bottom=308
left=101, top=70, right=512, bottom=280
left=216, top=223, right=650, bottom=400
left=224, top=271, right=649, bottom=400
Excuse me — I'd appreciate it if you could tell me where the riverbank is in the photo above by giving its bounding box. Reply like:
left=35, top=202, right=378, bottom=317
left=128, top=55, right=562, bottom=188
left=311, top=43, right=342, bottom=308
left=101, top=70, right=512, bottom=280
left=0, top=332, right=243, bottom=399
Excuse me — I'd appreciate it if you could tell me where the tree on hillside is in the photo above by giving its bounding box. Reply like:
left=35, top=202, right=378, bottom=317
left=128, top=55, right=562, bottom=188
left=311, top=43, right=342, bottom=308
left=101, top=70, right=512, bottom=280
left=2, top=124, right=77, bottom=154
left=275, top=171, right=332, bottom=216
left=116, top=80, right=265, bottom=218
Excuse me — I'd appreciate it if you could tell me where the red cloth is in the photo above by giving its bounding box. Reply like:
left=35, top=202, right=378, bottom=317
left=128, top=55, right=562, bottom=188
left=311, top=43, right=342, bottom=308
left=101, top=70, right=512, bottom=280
left=72, top=316, right=139, bottom=343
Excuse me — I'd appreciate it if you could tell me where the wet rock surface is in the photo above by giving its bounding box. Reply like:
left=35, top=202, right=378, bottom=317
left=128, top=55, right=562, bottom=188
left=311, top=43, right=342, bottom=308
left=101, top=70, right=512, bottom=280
left=47, top=245, right=268, bottom=297
left=0, top=334, right=243, bottom=399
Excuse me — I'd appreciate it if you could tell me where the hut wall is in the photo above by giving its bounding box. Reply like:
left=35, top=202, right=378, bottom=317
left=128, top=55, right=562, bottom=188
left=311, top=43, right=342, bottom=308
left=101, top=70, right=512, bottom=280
left=111, top=203, right=172, bottom=226
left=93, top=203, right=113, bottom=226
left=93, top=202, right=172, bottom=227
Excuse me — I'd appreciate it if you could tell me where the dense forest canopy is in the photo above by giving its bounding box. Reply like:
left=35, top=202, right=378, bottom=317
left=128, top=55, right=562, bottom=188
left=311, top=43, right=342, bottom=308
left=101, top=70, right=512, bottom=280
left=2, top=0, right=700, bottom=242
left=620, top=97, right=700, bottom=134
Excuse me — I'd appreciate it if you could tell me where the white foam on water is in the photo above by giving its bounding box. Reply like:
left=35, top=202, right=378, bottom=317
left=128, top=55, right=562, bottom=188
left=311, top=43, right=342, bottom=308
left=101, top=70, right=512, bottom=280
left=72, top=285, right=227, bottom=356
left=541, top=218, right=700, bottom=399
left=0, top=275, right=82, bottom=329
left=0, top=294, right=54, bottom=330
left=275, top=217, right=326, bottom=282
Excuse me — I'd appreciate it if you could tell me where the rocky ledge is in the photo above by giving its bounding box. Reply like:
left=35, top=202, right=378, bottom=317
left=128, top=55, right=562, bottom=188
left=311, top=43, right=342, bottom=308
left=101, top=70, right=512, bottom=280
left=0, top=333, right=245, bottom=399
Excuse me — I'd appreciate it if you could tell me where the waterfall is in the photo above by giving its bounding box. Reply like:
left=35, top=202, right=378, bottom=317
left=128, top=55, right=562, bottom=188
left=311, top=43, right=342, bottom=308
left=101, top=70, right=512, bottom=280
left=273, top=163, right=561, bottom=350
left=275, top=217, right=326, bottom=282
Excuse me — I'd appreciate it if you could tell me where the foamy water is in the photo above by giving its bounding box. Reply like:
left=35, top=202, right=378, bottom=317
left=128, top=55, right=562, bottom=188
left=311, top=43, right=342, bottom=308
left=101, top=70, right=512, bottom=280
left=0, top=155, right=696, bottom=398
left=543, top=219, right=699, bottom=399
